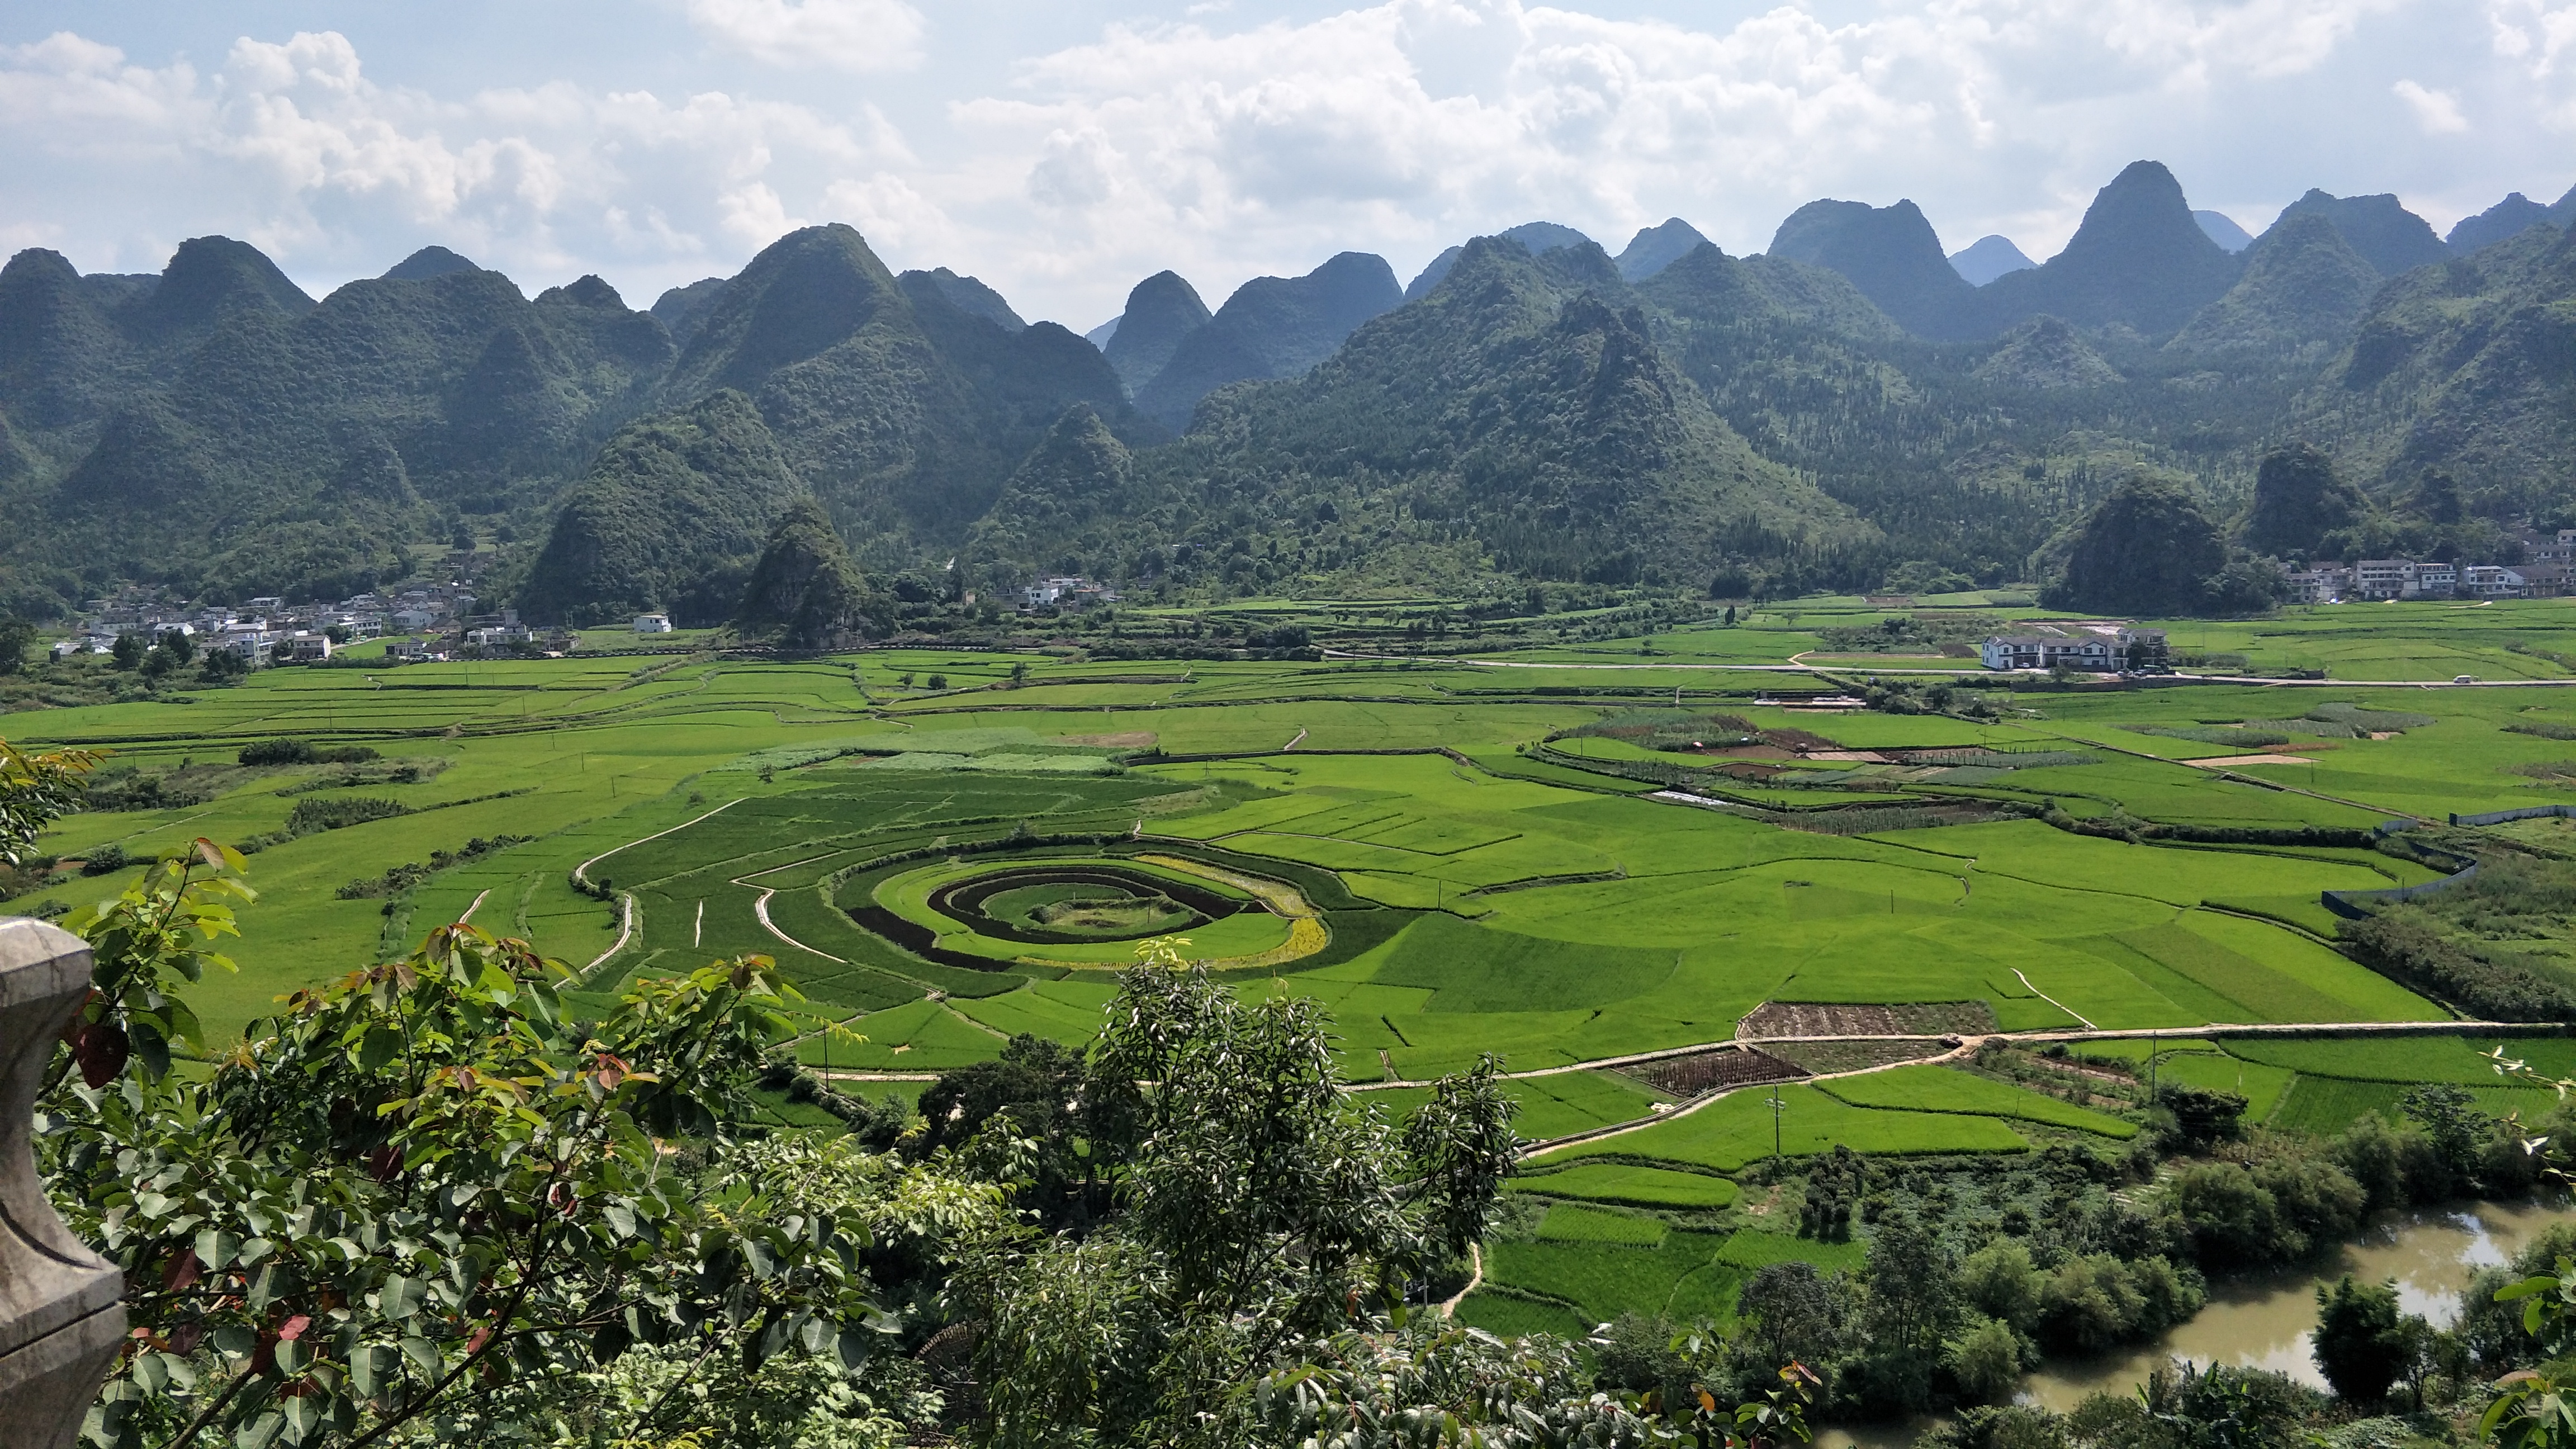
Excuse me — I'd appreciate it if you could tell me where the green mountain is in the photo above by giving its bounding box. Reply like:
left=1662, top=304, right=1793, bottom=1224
left=1406, top=224, right=1593, bottom=301
left=10, top=160, right=2576, bottom=624
left=2293, top=223, right=2576, bottom=513
left=1135, top=252, right=1402, bottom=429
left=2240, top=442, right=2370, bottom=560
left=1764, top=198, right=1972, bottom=339
left=1613, top=219, right=1708, bottom=282
left=2449, top=196, right=2555, bottom=255
left=669, top=224, right=1137, bottom=548
left=1973, top=316, right=2122, bottom=389
left=514, top=390, right=805, bottom=627
left=1100, top=272, right=1211, bottom=395
left=2269, top=189, right=2448, bottom=276
left=1, top=240, right=675, bottom=605
left=736, top=494, right=888, bottom=648
left=962, top=405, right=1153, bottom=587
left=1160, top=237, right=1874, bottom=590
left=1965, top=162, right=2243, bottom=338
left=2166, top=213, right=2381, bottom=359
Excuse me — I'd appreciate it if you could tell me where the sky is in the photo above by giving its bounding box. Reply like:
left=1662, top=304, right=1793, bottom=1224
left=3, top=0, right=2572, bottom=330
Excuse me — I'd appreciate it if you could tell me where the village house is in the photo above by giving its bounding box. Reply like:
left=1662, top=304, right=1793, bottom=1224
left=2462, top=565, right=2530, bottom=598
left=2286, top=566, right=2351, bottom=604
left=1977, top=626, right=2167, bottom=673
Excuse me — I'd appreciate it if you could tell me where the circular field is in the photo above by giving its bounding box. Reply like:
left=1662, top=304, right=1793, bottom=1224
left=858, top=854, right=1328, bottom=969
left=931, top=865, right=1237, bottom=944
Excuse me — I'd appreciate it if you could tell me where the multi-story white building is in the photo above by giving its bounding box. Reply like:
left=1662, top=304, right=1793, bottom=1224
left=2286, top=567, right=2351, bottom=604
left=1980, top=634, right=2119, bottom=670
left=2463, top=565, right=2530, bottom=598
left=2351, top=560, right=2460, bottom=600
left=1978, top=626, right=2166, bottom=673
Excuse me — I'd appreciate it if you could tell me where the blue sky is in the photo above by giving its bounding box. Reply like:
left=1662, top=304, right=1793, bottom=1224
left=4, top=1, right=2570, bottom=328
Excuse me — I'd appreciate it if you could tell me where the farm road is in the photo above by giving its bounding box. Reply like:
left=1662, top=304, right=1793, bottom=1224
left=1325, top=648, right=2576, bottom=690
left=1357, top=1016, right=2536, bottom=1161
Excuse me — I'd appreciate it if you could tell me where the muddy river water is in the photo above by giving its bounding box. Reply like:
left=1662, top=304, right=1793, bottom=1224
left=1815, top=1198, right=2576, bottom=1448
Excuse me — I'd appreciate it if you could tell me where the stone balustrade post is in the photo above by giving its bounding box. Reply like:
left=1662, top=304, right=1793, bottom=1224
left=0, top=918, right=123, bottom=1446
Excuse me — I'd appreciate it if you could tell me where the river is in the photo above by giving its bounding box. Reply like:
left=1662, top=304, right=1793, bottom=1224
left=1811, top=1197, right=2576, bottom=1449
left=2020, top=1197, right=2576, bottom=1410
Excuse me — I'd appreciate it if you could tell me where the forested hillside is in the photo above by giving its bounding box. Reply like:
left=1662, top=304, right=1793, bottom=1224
left=2, top=158, right=2572, bottom=624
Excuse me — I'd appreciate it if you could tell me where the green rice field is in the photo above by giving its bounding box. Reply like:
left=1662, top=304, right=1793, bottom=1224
left=16, top=605, right=2576, bottom=1337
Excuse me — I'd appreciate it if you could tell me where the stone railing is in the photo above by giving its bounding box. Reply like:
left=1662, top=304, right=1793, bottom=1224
left=0, top=917, right=122, bottom=1447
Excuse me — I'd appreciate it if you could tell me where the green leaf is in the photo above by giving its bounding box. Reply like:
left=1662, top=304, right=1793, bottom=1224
left=357, top=1026, right=403, bottom=1072
left=399, top=1336, right=442, bottom=1376
left=235, top=1412, right=285, bottom=1449
left=593, top=1317, right=633, bottom=1363
left=377, top=1276, right=424, bottom=1320
left=132, top=1353, right=170, bottom=1393
left=836, top=1328, right=875, bottom=1370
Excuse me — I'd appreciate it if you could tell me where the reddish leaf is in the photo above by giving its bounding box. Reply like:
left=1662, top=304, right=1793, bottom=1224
left=168, top=1323, right=204, bottom=1356
left=276, top=1314, right=311, bottom=1342
left=163, top=1250, right=201, bottom=1293
left=74, top=1022, right=130, bottom=1088
left=367, top=1143, right=403, bottom=1183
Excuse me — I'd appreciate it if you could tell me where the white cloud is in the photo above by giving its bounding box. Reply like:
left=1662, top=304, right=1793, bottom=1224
left=685, top=0, right=926, bottom=74
left=2392, top=77, right=2469, bottom=132
left=0, top=2, right=2564, bottom=325
left=0, top=29, right=908, bottom=297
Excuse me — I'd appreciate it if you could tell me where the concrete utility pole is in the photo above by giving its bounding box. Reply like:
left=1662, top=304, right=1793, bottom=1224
left=0, top=918, right=126, bottom=1447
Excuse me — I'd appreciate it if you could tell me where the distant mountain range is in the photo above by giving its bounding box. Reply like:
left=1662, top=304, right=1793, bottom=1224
left=2, top=162, right=2572, bottom=625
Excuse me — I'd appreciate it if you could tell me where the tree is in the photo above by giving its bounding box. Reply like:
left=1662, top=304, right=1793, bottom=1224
left=198, top=648, right=250, bottom=684
left=2241, top=443, right=2367, bottom=561
left=963, top=939, right=1519, bottom=1446
left=112, top=631, right=144, bottom=670
left=1944, top=1317, right=2024, bottom=1405
left=2046, top=473, right=2228, bottom=615
left=913, top=1033, right=1103, bottom=1228
left=2311, top=1275, right=2412, bottom=1403
left=45, top=850, right=921, bottom=1449
left=1957, top=1241, right=2043, bottom=1333
left=1862, top=1212, right=1959, bottom=1352
left=2400, top=1083, right=2489, bottom=1192
left=0, top=613, right=34, bottom=675
left=1737, top=1259, right=1839, bottom=1374
left=3, top=735, right=100, bottom=865
left=2157, top=1082, right=2248, bottom=1147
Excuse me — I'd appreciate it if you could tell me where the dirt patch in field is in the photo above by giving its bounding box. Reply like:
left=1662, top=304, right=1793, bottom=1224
left=1617, top=1046, right=1809, bottom=1096
left=2189, top=752, right=2317, bottom=767
left=1056, top=731, right=1157, bottom=747
left=1693, top=743, right=1796, bottom=760
left=1767, top=1038, right=1949, bottom=1074
left=1737, top=1000, right=1999, bottom=1039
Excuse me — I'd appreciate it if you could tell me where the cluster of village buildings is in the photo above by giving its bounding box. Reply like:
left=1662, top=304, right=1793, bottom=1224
left=2280, top=532, right=2576, bottom=604
left=1020, top=576, right=1118, bottom=610
left=43, top=585, right=659, bottom=668
left=45, top=571, right=1099, bottom=671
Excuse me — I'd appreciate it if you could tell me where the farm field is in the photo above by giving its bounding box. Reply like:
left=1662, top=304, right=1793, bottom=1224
left=15, top=604, right=2576, bottom=1341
